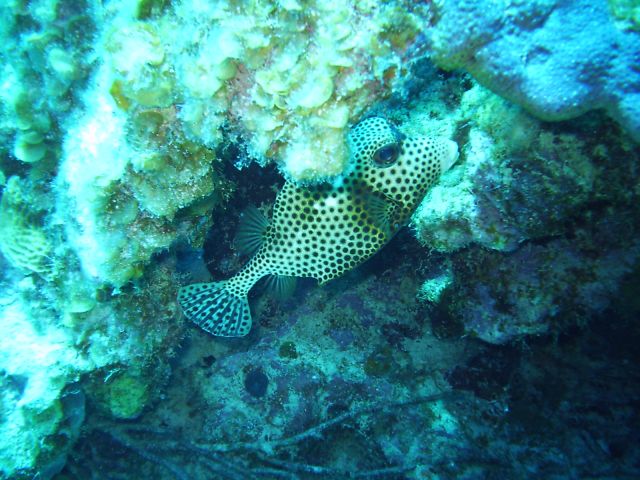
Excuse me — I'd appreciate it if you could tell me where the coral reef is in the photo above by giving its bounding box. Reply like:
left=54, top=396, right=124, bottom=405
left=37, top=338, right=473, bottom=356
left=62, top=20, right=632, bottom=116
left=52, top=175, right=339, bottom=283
left=58, top=87, right=231, bottom=285
left=0, top=290, right=88, bottom=480
left=93, top=0, right=426, bottom=185
left=56, top=0, right=429, bottom=287
left=424, top=0, right=640, bottom=141
left=0, top=3, right=189, bottom=474
left=0, top=0, right=95, bottom=171
left=412, top=80, right=640, bottom=343
left=167, top=0, right=422, bottom=181
left=64, top=253, right=640, bottom=479
left=0, top=243, right=182, bottom=479
left=0, top=0, right=639, bottom=478
left=0, top=176, right=55, bottom=276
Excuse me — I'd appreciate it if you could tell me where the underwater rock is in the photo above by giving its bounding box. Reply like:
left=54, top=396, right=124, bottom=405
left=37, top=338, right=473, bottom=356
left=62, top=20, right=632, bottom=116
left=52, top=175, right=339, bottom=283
left=58, top=84, right=230, bottom=286
left=94, top=371, right=151, bottom=419
left=0, top=291, right=91, bottom=479
left=446, top=345, right=519, bottom=400
left=64, top=240, right=640, bottom=478
left=155, top=260, right=462, bottom=473
left=414, top=84, right=635, bottom=252
left=0, top=232, right=181, bottom=479
left=425, top=0, right=640, bottom=141
left=411, top=80, right=640, bottom=343
left=445, top=236, right=640, bottom=344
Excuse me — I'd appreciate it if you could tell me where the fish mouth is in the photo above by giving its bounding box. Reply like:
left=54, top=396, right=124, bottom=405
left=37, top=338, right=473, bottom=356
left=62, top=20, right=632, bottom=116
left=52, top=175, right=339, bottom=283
left=441, top=140, right=459, bottom=172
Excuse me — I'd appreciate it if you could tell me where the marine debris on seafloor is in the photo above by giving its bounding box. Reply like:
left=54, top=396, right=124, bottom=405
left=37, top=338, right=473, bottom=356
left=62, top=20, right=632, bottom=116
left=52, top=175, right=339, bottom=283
left=0, top=0, right=639, bottom=479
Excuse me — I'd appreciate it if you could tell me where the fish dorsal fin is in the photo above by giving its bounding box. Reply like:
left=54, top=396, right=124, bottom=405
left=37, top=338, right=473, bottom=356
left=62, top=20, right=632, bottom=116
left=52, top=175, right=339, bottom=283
left=234, top=206, right=270, bottom=257
left=264, top=274, right=297, bottom=300
left=365, top=191, right=395, bottom=237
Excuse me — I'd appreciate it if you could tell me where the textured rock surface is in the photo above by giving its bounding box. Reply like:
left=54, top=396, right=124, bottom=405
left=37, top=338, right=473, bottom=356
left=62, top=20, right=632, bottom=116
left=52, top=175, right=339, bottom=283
left=65, top=251, right=640, bottom=479
left=426, top=0, right=640, bottom=140
left=412, top=81, right=640, bottom=344
left=0, top=293, right=88, bottom=479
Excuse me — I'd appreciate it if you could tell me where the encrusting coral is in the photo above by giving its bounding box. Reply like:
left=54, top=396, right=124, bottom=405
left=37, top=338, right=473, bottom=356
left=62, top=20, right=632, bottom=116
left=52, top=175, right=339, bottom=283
left=0, top=176, right=55, bottom=277
left=103, top=0, right=425, bottom=181
left=57, top=0, right=430, bottom=287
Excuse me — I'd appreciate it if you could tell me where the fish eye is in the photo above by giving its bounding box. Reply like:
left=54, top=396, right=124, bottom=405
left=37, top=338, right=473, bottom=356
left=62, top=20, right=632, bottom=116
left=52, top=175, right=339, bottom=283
left=372, top=143, right=399, bottom=167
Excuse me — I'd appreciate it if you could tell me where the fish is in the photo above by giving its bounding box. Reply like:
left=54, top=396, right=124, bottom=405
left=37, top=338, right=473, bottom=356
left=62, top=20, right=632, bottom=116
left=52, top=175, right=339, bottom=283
left=178, top=116, right=459, bottom=336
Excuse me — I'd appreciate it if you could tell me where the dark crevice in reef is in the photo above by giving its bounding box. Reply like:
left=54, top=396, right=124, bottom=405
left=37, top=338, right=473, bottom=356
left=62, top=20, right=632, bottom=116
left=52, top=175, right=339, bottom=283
left=357, top=228, right=425, bottom=279
left=202, top=141, right=284, bottom=279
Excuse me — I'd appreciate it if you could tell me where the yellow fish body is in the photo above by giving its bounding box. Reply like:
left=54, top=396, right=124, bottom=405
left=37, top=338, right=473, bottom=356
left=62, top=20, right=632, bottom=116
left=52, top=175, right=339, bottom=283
left=179, top=117, right=458, bottom=336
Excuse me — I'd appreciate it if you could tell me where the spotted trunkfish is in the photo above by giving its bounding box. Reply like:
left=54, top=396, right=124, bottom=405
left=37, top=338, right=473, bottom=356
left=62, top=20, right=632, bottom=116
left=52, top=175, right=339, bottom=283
left=178, top=116, right=459, bottom=337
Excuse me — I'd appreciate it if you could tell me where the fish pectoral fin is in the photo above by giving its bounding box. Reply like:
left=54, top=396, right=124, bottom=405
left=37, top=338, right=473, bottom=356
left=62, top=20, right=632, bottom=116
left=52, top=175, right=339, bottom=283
left=178, top=281, right=252, bottom=337
left=364, top=191, right=395, bottom=236
left=234, top=205, right=271, bottom=257
left=263, top=274, right=297, bottom=300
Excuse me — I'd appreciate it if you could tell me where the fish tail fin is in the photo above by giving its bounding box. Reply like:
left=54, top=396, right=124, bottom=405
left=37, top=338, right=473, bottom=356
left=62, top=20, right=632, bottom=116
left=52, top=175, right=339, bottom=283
left=178, top=281, right=252, bottom=337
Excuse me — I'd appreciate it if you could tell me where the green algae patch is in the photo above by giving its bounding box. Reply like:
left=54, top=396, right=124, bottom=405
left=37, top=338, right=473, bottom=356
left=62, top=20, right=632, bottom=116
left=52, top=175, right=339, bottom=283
left=102, top=372, right=150, bottom=420
left=278, top=341, right=299, bottom=359
left=609, top=0, right=640, bottom=30
left=109, top=80, right=131, bottom=111
left=136, top=0, right=171, bottom=20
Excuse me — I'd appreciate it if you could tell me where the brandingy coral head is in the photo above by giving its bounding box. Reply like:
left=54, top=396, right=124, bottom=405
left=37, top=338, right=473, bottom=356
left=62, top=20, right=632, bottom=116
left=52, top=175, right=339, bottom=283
left=349, top=116, right=459, bottom=219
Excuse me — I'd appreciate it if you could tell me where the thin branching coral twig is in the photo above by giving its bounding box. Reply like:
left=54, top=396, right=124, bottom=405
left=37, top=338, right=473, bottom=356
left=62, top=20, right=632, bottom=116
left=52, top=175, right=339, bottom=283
left=89, top=390, right=465, bottom=480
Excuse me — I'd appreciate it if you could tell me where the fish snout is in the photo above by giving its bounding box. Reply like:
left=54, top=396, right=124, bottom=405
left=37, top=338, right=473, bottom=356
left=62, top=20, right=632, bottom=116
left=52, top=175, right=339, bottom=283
left=440, top=140, right=459, bottom=173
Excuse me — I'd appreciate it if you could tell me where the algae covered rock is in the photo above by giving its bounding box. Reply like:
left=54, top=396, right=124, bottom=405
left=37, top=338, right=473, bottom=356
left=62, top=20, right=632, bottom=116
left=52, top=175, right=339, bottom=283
left=58, top=84, right=232, bottom=286
left=424, top=0, right=640, bottom=141
left=414, top=84, right=606, bottom=254
left=412, top=82, right=640, bottom=343
left=94, top=371, right=150, bottom=419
